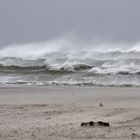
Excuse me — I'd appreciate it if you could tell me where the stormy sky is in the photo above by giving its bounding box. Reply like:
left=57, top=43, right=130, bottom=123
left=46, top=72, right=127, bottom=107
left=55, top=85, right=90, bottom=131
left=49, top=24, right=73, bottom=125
left=0, top=0, right=140, bottom=46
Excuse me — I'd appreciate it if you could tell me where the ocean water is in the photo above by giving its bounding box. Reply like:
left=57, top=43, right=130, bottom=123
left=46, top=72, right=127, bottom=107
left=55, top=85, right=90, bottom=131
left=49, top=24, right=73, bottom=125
left=0, top=39, right=140, bottom=87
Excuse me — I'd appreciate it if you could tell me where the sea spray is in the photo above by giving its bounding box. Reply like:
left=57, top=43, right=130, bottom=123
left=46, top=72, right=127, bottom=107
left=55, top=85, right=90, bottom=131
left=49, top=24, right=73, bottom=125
left=0, top=38, right=140, bottom=86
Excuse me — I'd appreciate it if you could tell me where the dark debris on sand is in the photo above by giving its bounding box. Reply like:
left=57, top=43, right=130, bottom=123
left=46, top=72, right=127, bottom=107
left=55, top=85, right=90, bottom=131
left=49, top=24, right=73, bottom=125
left=81, top=121, right=110, bottom=127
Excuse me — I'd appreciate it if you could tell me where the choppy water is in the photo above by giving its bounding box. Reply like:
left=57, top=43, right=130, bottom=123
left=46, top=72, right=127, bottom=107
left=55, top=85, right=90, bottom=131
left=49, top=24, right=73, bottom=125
left=0, top=40, right=140, bottom=87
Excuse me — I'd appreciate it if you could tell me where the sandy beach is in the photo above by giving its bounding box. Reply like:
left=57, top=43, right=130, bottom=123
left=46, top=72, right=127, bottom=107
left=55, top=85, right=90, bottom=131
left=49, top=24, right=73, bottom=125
left=0, top=86, right=140, bottom=140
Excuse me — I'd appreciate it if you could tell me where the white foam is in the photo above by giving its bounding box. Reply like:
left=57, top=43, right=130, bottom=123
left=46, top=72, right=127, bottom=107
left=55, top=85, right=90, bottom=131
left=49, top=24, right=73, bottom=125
left=0, top=37, right=140, bottom=70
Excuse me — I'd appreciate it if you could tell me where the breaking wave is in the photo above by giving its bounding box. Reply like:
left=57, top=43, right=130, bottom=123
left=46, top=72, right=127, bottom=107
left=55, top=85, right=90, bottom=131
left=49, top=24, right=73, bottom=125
left=0, top=39, right=140, bottom=87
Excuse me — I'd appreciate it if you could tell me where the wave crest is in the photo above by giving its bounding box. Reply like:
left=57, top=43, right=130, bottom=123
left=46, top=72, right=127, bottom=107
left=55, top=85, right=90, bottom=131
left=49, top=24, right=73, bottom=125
left=0, top=40, right=140, bottom=87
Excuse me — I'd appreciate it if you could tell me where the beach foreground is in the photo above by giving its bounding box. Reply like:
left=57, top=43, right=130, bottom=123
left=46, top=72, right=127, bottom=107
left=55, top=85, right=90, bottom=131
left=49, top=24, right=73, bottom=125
left=0, top=87, right=140, bottom=140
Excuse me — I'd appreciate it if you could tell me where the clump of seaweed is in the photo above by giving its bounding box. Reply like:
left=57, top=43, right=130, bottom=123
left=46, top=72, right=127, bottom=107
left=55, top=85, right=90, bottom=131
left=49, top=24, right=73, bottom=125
left=81, top=121, right=110, bottom=127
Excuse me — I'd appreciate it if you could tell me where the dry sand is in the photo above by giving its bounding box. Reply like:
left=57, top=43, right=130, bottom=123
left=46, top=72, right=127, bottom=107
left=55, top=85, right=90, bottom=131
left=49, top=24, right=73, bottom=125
left=0, top=86, right=140, bottom=140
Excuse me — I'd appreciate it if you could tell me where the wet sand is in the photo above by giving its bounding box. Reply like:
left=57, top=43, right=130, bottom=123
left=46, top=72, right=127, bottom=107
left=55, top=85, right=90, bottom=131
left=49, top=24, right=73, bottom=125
left=0, top=86, right=140, bottom=140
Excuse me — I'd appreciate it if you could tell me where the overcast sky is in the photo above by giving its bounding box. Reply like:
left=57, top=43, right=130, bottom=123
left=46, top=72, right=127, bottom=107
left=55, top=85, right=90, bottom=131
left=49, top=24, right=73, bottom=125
left=0, top=0, right=140, bottom=46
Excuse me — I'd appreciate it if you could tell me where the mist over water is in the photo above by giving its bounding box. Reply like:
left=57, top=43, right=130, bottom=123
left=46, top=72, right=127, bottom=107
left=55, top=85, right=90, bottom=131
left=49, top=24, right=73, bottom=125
left=0, top=37, right=140, bottom=87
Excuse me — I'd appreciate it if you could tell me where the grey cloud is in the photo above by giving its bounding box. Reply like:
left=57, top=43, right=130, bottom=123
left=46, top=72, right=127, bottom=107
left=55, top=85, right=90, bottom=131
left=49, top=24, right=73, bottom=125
left=0, top=0, right=140, bottom=46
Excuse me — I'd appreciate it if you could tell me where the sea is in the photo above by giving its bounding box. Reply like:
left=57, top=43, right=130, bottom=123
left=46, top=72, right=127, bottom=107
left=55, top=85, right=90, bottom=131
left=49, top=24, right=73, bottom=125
left=0, top=39, right=140, bottom=87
